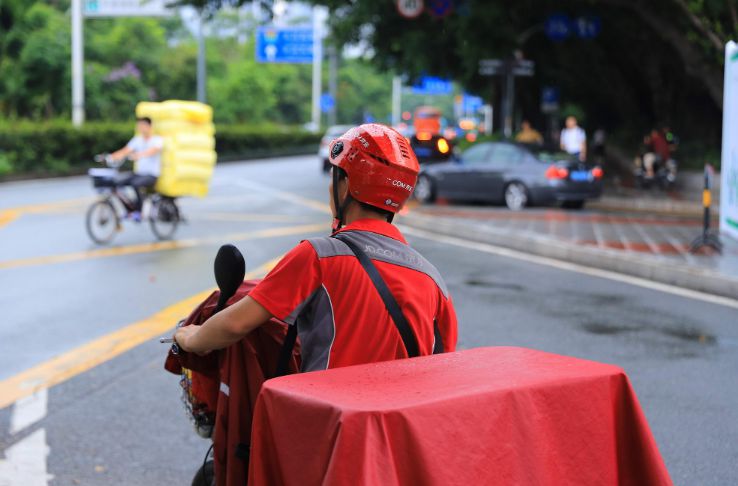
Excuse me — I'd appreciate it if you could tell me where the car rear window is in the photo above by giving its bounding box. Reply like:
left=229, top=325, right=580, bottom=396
left=534, top=151, right=576, bottom=163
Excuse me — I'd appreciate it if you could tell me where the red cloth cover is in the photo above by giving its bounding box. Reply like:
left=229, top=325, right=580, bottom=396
left=164, top=280, right=300, bottom=486
left=249, top=347, right=672, bottom=486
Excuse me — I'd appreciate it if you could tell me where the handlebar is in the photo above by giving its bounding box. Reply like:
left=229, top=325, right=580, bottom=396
left=94, top=153, right=127, bottom=169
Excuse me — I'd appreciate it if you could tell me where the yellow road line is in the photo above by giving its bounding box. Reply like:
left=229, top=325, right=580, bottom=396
left=0, top=197, right=94, bottom=231
left=0, top=222, right=327, bottom=271
left=193, top=212, right=305, bottom=223
left=0, top=210, right=20, bottom=230
left=0, top=257, right=282, bottom=410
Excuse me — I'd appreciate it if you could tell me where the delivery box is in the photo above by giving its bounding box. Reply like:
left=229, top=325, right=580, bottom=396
left=135, top=100, right=217, bottom=198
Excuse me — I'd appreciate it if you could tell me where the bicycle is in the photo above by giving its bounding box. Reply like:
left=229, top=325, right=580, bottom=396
left=86, top=154, right=181, bottom=244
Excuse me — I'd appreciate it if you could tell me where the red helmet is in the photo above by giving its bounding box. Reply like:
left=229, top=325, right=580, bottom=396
left=328, top=123, right=419, bottom=213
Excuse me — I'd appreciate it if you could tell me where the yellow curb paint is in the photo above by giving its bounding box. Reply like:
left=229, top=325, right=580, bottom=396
left=0, top=222, right=327, bottom=271
left=0, top=257, right=282, bottom=410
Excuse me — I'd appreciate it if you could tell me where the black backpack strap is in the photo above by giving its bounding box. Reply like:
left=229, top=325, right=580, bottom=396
left=333, top=234, right=420, bottom=358
left=274, top=322, right=298, bottom=378
left=433, top=319, right=444, bottom=354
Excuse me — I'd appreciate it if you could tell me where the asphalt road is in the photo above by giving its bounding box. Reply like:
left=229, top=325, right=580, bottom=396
left=0, top=155, right=736, bottom=485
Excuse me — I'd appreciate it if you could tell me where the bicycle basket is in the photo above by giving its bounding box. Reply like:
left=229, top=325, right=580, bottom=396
left=88, top=168, right=117, bottom=188
left=179, top=366, right=217, bottom=438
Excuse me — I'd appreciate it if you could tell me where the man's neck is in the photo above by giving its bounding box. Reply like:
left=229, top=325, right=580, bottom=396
left=342, top=204, right=388, bottom=226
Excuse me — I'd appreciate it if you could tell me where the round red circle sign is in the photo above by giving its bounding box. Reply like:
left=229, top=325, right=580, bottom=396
left=396, top=0, right=424, bottom=19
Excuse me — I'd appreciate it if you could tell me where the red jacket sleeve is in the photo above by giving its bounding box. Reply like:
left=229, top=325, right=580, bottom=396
left=437, top=294, right=458, bottom=353
left=249, top=241, right=321, bottom=324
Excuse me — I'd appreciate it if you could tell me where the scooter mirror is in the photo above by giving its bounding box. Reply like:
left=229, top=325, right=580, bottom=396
left=213, top=244, right=246, bottom=311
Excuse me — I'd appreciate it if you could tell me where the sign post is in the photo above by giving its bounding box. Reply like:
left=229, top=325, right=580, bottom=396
left=71, top=0, right=173, bottom=126
left=72, top=0, right=84, bottom=126
left=720, top=41, right=738, bottom=240
left=479, top=59, right=534, bottom=138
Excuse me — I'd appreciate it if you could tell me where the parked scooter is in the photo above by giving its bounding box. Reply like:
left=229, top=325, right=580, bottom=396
left=633, top=153, right=678, bottom=190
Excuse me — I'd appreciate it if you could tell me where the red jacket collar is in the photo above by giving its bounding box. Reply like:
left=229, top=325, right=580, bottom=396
left=335, top=219, right=407, bottom=244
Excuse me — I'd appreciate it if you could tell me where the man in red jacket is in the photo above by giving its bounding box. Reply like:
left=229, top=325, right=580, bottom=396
left=174, top=123, right=458, bottom=485
left=175, top=123, right=458, bottom=368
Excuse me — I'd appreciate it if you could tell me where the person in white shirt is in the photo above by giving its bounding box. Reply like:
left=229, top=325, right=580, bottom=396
left=560, top=116, right=587, bottom=161
left=110, top=117, right=163, bottom=218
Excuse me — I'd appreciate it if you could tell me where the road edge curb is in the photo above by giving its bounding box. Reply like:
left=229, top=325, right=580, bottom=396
left=401, top=213, right=738, bottom=300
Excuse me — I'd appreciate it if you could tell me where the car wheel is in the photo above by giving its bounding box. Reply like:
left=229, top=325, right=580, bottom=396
left=504, top=182, right=528, bottom=210
left=562, top=200, right=585, bottom=210
left=413, top=174, right=436, bottom=203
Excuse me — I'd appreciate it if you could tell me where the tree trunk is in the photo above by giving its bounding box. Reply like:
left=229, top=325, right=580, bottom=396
left=597, top=0, right=724, bottom=109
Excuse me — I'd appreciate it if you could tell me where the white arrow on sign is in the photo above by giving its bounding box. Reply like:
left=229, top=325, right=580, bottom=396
left=265, top=44, right=278, bottom=61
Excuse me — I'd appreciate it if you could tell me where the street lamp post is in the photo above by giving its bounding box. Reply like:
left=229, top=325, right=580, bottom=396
left=71, top=0, right=85, bottom=126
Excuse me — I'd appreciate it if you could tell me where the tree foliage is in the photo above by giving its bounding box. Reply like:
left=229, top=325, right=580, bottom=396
left=0, top=1, right=392, bottom=126
left=311, top=0, right=737, bottom=144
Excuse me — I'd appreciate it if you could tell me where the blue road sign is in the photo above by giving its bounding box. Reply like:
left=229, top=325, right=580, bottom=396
left=462, top=94, right=484, bottom=113
left=541, top=86, right=560, bottom=113
left=412, top=76, right=453, bottom=95
left=544, top=14, right=571, bottom=42
left=574, top=16, right=601, bottom=39
left=320, top=93, right=335, bottom=113
left=256, top=27, right=313, bottom=64
left=427, top=0, right=453, bottom=18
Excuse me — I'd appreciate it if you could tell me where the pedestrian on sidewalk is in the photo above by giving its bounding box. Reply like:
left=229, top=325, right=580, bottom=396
left=515, top=120, right=544, bottom=145
left=560, top=116, right=587, bottom=161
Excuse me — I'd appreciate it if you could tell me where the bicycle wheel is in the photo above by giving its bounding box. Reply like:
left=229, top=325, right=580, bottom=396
left=85, top=199, right=119, bottom=245
left=149, top=197, right=180, bottom=240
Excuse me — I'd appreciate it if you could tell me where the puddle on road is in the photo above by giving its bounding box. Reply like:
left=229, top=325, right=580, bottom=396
left=581, top=321, right=718, bottom=348
left=464, top=278, right=525, bottom=292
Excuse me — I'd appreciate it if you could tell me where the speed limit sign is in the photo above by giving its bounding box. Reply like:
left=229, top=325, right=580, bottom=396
left=397, top=0, right=424, bottom=19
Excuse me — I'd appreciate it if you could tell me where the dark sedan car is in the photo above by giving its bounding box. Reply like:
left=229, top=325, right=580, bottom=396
left=413, top=142, right=603, bottom=210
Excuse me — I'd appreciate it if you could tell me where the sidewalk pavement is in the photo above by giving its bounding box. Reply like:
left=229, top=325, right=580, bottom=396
left=400, top=203, right=738, bottom=300
left=589, top=186, right=719, bottom=217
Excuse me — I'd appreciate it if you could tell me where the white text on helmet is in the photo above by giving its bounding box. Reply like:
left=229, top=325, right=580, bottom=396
left=391, top=180, right=414, bottom=192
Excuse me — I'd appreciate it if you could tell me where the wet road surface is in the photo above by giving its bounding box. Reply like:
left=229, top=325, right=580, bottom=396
left=1, top=155, right=736, bottom=485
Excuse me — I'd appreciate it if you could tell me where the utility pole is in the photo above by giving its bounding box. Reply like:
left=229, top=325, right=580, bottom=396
left=196, top=9, right=206, bottom=103
left=391, top=76, right=402, bottom=127
left=328, top=43, right=338, bottom=126
left=71, top=0, right=84, bottom=126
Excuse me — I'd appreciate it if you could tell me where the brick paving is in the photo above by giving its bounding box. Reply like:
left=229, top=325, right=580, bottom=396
left=411, top=204, right=738, bottom=279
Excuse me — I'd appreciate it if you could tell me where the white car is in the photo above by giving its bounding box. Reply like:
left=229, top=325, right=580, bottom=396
left=319, top=125, right=352, bottom=172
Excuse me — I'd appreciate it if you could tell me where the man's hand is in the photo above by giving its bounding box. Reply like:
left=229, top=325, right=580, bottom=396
left=129, top=152, right=140, bottom=161
left=174, top=325, right=210, bottom=356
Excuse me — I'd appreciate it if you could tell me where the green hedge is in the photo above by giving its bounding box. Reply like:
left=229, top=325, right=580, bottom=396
left=0, top=121, right=321, bottom=178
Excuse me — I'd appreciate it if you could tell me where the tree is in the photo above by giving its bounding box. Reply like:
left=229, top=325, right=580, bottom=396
left=309, top=0, right=736, bottom=146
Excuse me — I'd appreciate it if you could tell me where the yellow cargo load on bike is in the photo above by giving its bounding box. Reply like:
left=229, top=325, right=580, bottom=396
left=135, top=100, right=216, bottom=198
